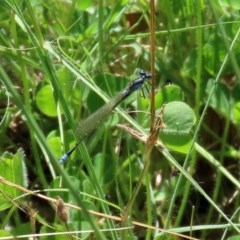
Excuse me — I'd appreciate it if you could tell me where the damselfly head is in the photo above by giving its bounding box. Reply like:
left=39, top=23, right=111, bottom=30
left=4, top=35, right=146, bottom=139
left=139, top=70, right=151, bottom=79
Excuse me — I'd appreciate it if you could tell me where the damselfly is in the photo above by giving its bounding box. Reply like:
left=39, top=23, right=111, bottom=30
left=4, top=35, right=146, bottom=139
left=59, top=70, right=151, bottom=164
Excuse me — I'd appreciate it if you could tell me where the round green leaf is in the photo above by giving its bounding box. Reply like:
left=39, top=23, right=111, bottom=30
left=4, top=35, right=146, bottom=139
left=160, top=101, right=196, bottom=154
left=155, top=84, right=184, bottom=108
left=233, top=102, right=240, bottom=124
left=36, top=85, right=57, bottom=117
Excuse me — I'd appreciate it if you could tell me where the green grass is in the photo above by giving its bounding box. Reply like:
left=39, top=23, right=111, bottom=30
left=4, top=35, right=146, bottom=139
left=1, top=0, right=240, bottom=239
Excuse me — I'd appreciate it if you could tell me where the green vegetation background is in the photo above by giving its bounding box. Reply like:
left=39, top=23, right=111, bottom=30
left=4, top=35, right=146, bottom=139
left=1, top=0, right=240, bottom=239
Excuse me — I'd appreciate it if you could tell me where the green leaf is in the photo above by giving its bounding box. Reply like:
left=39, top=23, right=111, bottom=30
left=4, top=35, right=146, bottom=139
left=160, top=133, right=194, bottom=154
left=206, top=79, right=230, bottom=117
left=155, top=84, right=184, bottom=108
left=233, top=102, right=240, bottom=124
left=46, top=132, right=62, bottom=159
left=93, top=153, right=116, bottom=186
left=227, top=235, right=240, bottom=240
left=11, top=222, right=31, bottom=237
left=35, top=85, right=58, bottom=117
left=0, top=230, right=13, bottom=238
left=77, top=0, right=92, bottom=10
left=206, top=80, right=240, bottom=122
left=160, top=101, right=196, bottom=154
left=0, top=149, right=28, bottom=211
left=219, top=0, right=240, bottom=10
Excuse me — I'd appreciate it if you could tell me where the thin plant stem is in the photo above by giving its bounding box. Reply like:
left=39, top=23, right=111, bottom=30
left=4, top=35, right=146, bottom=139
left=121, top=116, right=164, bottom=221
left=150, top=0, right=156, bottom=132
